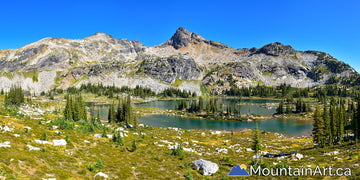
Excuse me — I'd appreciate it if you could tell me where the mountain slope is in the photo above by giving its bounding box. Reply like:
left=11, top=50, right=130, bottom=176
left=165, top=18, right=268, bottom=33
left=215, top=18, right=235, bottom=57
left=0, top=27, right=358, bottom=94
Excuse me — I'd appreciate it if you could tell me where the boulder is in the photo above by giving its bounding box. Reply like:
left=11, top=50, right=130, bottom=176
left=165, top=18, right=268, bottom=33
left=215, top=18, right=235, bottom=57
left=26, top=144, right=41, bottom=151
left=53, top=139, right=67, bottom=146
left=4, top=126, right=10, bottom=132
left=35, top=140, right=53, bottom=145
left=0, top=142, right=10, bottom=148
left=94, top=172, right=108, bottom=179
left=192, top=159, right=219, bottom=176
left=295, top=153, right=303, bottom=160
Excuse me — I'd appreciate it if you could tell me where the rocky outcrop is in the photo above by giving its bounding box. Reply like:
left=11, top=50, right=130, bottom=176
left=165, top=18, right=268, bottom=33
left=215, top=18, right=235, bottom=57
left=140, top=55, right=201, bottom=84
left=253, top=42, right=296, bottom=56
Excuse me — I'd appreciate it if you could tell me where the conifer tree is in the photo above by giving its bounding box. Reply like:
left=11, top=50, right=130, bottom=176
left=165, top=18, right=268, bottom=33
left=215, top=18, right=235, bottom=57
left=276, top=100, right=284, bottom=114
left=323, top=104, right=332, bottom=145
left=286, top=102, right=292, bottom=114
left=253, top=123, right=261, bottom=164
left=226, top=104, right=231, bottom=117
left=330, top=98, right=338, bottom=143
left=97, top=111, right=101, bottom=123
left=313, top=104, right=324, bottom=146
left=40, top=130, right=47, bottom=141
left=338, top=104, right=345, bottom=142
left=133, top=114, right=138, bottom=128
left=198, top=97, right=204, bottom=111
left=108, top=104, right=115, bottom=123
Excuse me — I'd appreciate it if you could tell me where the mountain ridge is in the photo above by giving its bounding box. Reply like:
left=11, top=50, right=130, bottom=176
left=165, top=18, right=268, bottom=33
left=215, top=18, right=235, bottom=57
left=0, top=27, right=358, bottom=95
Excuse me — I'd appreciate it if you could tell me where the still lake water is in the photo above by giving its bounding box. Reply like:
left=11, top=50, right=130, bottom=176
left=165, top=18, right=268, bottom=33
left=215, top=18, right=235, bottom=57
left=90, top=98, right=313, bottom=136
left=138, top=114, right=312, bottom=136
left=134, top=98, right=278, bottom=116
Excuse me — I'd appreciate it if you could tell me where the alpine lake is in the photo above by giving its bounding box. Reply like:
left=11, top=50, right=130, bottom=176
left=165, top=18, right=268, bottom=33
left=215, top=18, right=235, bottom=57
left=90, top=98, right=313, bottom=137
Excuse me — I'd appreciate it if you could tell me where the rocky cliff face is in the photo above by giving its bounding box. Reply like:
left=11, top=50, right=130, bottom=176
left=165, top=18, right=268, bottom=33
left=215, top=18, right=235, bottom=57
left=0, top=27, right=358, bottom=95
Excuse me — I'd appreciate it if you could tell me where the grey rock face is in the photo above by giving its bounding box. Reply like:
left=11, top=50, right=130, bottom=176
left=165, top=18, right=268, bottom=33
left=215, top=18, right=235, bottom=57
left=192, top=159, right=219, bottom=176
left=141, top=56, right=201, bottom=84
left=253, top=42, right=295, bottom=56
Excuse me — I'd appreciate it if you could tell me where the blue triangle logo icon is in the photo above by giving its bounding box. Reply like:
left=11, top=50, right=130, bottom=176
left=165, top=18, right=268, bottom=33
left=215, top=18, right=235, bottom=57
left=228, top=164, right=250, bottom=176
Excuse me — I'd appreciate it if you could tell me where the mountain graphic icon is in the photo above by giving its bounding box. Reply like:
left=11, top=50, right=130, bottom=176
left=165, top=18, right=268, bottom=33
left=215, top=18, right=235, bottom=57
left=228, top=164, right=250, bottom=176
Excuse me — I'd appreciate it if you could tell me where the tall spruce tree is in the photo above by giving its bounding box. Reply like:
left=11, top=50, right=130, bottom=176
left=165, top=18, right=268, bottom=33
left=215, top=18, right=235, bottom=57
left=313, top=104, right=324, bottom=146
left=323, top=104, right=332, bottom=145
left=253, top=122, right=261, bottom=164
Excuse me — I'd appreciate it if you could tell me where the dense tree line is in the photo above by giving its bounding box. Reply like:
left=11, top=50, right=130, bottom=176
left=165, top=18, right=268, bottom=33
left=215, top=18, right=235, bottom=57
left=108, top=94, right=133, bottom=125
left=224, top=83, right=294, bottom=98
left=176, top=97, right=243, bottom=119
left=276, top=98, right=310, bottom=114
left=159, top=88, right=196, bottom=98
left=63, top=94, right=87, bottom=122
left=4, top=86, right=24, bottom=106
left=312, top=96, right=360, bottom=146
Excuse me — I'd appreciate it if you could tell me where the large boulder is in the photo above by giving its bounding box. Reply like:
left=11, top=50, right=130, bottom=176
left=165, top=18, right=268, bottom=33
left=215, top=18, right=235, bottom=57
left=192, top=159, right=219, bottom=176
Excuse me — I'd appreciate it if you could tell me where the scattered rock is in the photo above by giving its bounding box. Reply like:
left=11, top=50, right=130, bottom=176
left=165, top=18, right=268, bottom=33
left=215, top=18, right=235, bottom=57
left=35, top=140, right=53, bottom=145
left=295, top=153, right=303, bottom=160
left=210, top=131, right=221, bottom=135
left=84, top=140, right=90, bottom=143
left=192, top=159, right=219, bottom=176
left=216, top=148, right=228, bottom=154
left=0, top=141, right=10, bottom=148
left=4, top=126, right=11, bottom=132
left=53, top=139, right=67, bottom=146
left=246, top=148, right=253, bottom=152
left=354, top=164, right=359, bottom=167
left=94, top=172, right=108, bottom=179
left=27, top=145, right=41, bottom=151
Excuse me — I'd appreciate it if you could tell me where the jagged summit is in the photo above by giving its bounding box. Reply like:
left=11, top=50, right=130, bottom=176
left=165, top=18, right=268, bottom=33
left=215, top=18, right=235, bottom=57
left=254, top=42, right=295, bottom=56
left=158, top=27, right=204, bottom=49
left=85, top=32, right=113, bottom=41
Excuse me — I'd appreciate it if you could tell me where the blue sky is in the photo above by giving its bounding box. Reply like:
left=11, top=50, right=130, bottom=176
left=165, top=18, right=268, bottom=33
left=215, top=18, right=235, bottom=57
left=1, top=0, right=359, bottom=72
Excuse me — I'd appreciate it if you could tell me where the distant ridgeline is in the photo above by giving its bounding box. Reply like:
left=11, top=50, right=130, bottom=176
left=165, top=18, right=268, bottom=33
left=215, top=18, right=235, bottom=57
left=0, top=27, right=359, bottom=95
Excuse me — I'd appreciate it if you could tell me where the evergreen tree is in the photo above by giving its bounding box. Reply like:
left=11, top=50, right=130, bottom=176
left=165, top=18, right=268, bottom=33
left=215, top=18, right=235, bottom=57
left=313, top=104, right=324, bottom=146
left=353, top=95, right=360, bottom=143
left=330, top=98, right=338, bottom=143
left=233, top=103, right=238, bottom=116
left=97, top=111, right=101, bottom=123
left=323, top=104, right=332, bottom=145
left=286, top=102, right=292, bottom=114
left=338, top=104, right=345, bottom=142
left=226, top=104, right=231, bottom=116
left=133, top=114, right=138, bottom=128
left=108, top=103, right=116, bottom=123
left=4, top=86, right=24, bottom=106
left=276, top=100, right=284, bottom=114
left=198, top=97, right=204, bottom=111
left=40, top=130, right=47, bottom=141
left=131, top=140, right=137, bottom=152
left=253, top=123, right=261, bottom=164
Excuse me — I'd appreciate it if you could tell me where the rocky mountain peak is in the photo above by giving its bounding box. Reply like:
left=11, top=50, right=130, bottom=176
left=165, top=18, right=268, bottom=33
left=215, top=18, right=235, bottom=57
left=86, top=32, right=113, bottom=41
left=254, top=42, right=296, bottom=56
left=162, top=27, right=204, bottom=49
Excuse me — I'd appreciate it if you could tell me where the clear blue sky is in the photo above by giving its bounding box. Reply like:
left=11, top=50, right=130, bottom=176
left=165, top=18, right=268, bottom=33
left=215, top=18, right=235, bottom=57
left=1, top=0, right=359, bottom=72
